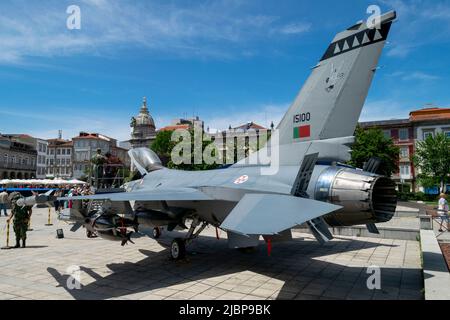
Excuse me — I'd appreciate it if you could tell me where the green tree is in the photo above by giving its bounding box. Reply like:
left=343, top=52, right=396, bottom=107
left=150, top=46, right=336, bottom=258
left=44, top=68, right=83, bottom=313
left=151, top=129, right=220, bottom=171
left=349, top=126, right=400, bottom=177
left=150, top=130, right=176, bottom=165
left=413, top=133, right=450, bottom=193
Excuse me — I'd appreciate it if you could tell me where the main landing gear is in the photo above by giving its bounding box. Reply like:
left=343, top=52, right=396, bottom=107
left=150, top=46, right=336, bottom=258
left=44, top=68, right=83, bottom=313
left=170, top=238, right=186, bottom=260
left=169, top=218, right=208, bottom=260
left=152, top=227, right=161, bottom=239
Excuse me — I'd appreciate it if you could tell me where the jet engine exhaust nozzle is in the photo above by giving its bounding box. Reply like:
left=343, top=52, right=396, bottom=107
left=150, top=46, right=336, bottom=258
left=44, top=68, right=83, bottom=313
left=315, top=167, right=397, bottom=226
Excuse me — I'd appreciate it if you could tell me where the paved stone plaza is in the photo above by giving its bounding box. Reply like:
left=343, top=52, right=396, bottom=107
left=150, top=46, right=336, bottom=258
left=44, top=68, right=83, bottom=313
left=0, top=207, right=423, bottom=300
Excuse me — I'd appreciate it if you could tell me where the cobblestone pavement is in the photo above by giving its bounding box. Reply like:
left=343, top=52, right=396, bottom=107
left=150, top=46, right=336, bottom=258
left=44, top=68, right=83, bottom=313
left=0, top=207, right=423, bottom=300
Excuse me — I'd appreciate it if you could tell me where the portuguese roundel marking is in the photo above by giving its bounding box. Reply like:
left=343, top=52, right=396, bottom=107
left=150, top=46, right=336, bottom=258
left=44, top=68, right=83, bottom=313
left=234, top=175, right=249, bottom=185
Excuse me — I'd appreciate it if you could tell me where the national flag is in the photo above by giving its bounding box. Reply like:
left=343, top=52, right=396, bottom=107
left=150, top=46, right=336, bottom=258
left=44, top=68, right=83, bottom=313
left=293, top=125, right=311, bottom=139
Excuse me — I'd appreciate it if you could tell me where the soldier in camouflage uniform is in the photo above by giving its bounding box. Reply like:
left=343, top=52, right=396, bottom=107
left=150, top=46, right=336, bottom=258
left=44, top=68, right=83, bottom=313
left=91, top=148, right=107, bottom=189
left=7, top=192, right=32, bottom=248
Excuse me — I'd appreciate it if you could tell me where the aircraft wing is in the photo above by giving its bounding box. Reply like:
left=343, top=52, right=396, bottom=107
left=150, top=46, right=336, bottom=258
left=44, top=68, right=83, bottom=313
left=58, top=188, right=212, bottom=202
left=220, top=193, right=342, bottom=236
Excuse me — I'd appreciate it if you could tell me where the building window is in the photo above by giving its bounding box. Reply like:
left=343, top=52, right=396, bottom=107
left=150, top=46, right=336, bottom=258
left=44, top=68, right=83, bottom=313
left=445, top=131, right=450, bottom=138
left=399, top=128, right=409, bottom=141
left=383, top=130, right=391, bottom=139
left=423, top=130, right=435, bottom=140
left=62, top=149, right=66, bottom=155
left=400, top=147, right=409, bottom=159
left=400, top=165, right=411, bottom=177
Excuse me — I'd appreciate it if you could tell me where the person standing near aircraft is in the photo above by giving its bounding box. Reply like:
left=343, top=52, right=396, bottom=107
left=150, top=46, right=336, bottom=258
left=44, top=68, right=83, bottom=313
left=438, top=193, right=449, bottom=232
left=7, top=192, right=32, bottom=248
left=0, top=190, right=9, bottom=216
left=91, top=148, right=107, bottom=189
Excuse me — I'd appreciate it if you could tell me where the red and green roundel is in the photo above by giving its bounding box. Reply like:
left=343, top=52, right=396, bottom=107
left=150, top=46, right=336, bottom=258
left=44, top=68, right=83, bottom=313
left=294, top=125, right=311, bottom=139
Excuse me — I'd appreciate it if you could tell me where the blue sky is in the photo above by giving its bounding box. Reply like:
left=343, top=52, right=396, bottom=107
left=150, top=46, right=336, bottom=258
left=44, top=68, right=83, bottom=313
left=0, top=0, right=449, bottom=141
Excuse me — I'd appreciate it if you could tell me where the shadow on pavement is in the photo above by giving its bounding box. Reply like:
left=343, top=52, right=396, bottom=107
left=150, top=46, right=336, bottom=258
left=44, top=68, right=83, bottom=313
left=47, top=234, right=423, bottom=300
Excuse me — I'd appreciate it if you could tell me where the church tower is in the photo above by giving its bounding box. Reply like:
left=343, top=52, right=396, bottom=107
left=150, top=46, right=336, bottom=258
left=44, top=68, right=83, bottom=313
left=129, top=97, right=157, bottom=149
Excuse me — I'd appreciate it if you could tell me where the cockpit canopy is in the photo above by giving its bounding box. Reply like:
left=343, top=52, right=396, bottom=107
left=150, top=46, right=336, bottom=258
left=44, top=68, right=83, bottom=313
left=128, top=148, right=163, bottom=175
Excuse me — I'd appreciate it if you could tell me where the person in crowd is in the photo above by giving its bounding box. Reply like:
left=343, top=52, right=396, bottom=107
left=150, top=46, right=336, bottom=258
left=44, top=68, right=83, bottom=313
left=0, top=190, right=9, bottom=216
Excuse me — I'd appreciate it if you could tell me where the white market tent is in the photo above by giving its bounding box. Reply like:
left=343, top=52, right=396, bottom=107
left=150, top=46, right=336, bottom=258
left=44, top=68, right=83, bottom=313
left=0, top=179, right=87, bottom=186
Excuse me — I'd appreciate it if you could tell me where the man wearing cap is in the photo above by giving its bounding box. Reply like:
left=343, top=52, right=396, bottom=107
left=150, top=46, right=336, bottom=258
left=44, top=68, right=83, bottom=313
left=7, top=192, right=32, bottom=248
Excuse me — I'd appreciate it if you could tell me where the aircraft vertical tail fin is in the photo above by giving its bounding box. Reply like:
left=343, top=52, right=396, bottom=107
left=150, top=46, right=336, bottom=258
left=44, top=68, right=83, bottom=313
left=276, top=11, right=396, bottom=146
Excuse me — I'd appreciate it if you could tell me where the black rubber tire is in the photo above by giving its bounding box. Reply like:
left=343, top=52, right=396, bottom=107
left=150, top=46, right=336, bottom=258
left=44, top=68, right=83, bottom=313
left=237, top=247, right=257, bottom=254
left=152, top=227, right=161, bottom=239
left=170, top=238, right=186, bottom=260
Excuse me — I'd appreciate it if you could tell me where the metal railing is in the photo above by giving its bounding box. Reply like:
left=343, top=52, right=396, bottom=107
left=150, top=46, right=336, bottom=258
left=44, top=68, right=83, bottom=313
left=87, top=163, right=127, bottom=190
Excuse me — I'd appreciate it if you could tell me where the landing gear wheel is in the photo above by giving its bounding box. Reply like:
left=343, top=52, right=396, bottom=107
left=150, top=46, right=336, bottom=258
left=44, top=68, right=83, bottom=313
left=152, top=227, right=161, bottom=239
left=170, top=238, right=186, bottom=260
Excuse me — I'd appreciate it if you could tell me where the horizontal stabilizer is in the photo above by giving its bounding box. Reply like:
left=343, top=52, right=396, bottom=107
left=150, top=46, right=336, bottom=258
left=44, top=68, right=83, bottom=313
left=220, top=194, right=341, bottom=236
left=59, top=188, right=212, bottom=202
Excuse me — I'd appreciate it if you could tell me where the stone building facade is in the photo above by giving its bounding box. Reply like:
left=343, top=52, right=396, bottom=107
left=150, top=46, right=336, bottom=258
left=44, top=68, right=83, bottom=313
left=0, top=135, right=37, bottom=179
left=46, top=139, right=73, bottom=179
left=359, top=107, right=450, bottom=193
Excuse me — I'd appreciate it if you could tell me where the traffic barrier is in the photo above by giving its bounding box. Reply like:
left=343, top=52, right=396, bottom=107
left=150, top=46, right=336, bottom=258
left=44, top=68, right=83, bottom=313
left=45, top=207, right=53, bottom=226
left=1, top=220, right=12, bottom=250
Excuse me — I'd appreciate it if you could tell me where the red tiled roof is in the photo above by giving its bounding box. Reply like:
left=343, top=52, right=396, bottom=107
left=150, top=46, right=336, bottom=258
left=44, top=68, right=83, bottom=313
left=233, top=122, right=267, bottom=130
left=158, top=125, right=190, bottom=132
left=47, top=139, right=72, bottom=147
left=112, top=146, right=129, bottom=151
left=72, top=132, right=113, bottom=141
left=410, top=108, right=450, bottom=122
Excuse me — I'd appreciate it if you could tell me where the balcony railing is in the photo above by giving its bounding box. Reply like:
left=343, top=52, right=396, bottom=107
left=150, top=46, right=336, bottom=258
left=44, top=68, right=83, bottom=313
left=0, top=161, right=36, bottom=171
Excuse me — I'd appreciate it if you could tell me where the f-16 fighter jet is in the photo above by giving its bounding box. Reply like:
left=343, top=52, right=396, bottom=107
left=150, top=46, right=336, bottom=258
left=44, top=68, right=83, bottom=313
left=60, top=11, right=398, bottom=260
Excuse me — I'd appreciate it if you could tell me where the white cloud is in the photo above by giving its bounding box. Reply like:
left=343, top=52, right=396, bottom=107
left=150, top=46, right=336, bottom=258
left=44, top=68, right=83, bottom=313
left=0, top=0, right=312, bottom=64
left=201, top=102, right=289, bottom=132
left=378, top=0, right=450, bottom=58
left=278, top=22, right=312, bottom=35
left=388, top=71, right=440, bottom=81
left=360, top=99, right=410, bottom=122
left=0, top=108, right=131, bottom=141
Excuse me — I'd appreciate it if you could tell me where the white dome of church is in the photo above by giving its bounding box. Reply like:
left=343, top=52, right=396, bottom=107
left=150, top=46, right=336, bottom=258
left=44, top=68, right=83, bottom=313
left=129, top=97, right=157, bottom=149
left=134, top=97, right=155, bottom=128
